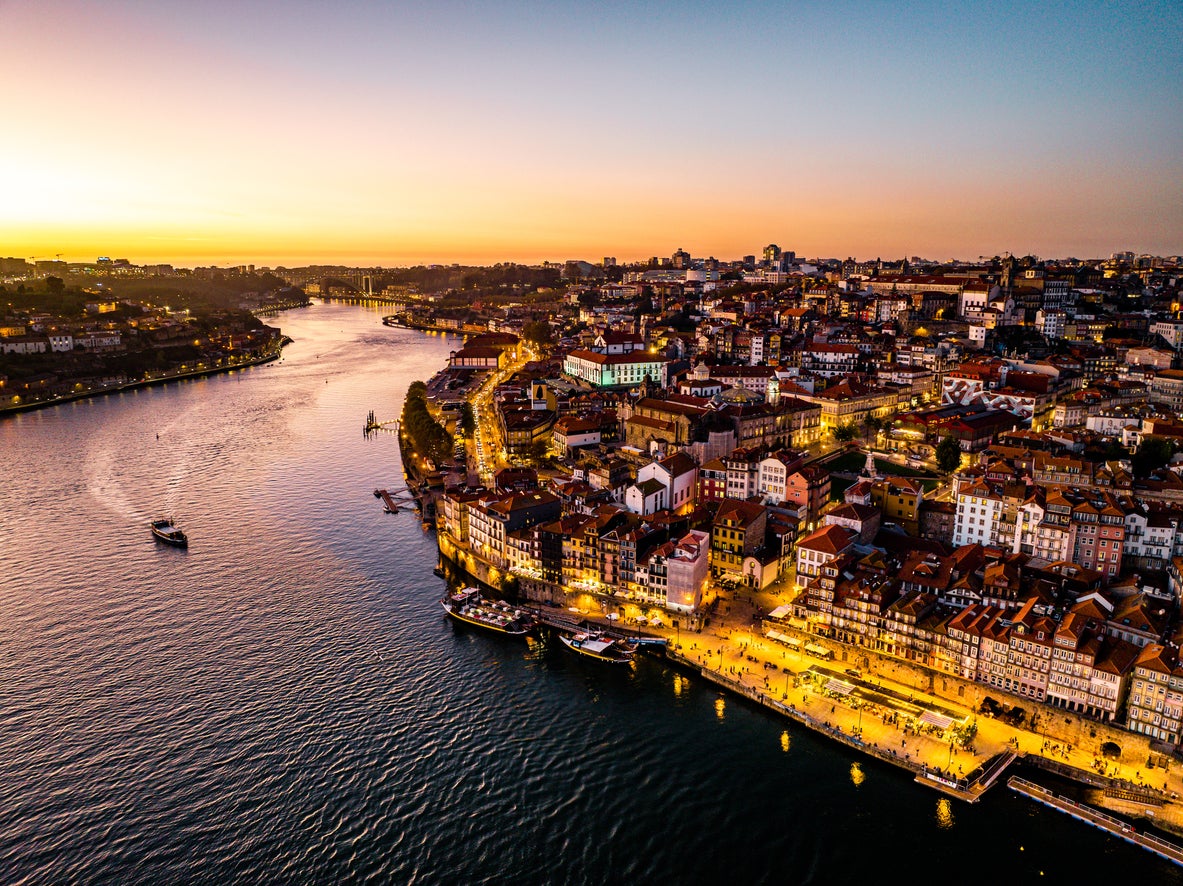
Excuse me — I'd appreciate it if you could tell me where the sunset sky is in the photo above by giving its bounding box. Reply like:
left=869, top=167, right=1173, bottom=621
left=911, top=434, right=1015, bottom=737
left=3, top=0, right=1181, bottom=266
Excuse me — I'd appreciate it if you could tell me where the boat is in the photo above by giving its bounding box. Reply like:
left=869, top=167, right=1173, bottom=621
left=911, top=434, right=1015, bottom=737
left=559, top=631, right=637, bottom=664
left=441, top=587, right=535, bottom=636
left=150, top=517, right=188, bottom=548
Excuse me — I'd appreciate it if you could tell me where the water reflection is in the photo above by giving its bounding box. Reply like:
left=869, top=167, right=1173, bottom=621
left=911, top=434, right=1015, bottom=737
left=850, top=763, right=865, bottom=787
left=715, top=696, right=726, bottom=721
left=935, top=798, right=955, bottom=830
left=780, top=731, right=791, bottom=754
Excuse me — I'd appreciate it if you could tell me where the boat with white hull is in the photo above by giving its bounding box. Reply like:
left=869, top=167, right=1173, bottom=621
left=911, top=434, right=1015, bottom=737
left=441, top=587, right=535, bottom=636
left=559, top=631, right=636, bottom=664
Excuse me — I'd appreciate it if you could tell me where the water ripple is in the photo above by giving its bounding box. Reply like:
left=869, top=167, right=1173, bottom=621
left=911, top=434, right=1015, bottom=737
left=0, top=304, right=1171, bottom=885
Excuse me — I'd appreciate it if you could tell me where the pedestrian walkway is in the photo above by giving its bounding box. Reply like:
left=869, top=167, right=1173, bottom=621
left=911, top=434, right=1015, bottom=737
left=1009, top=777, right=1183, bottom=867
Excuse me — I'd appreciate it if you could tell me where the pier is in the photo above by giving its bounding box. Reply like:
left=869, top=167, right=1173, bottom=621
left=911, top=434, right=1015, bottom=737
left=374, top=487, right=418, bottom=514
left=1008, top=776, right=1183, bottom=867
left=530, top=606, right=667, bottom=647
left=364, top=410, right=398, bottom=435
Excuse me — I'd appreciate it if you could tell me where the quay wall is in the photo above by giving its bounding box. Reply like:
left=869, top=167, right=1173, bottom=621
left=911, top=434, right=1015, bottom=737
left=782, top=631, right=1158, bottom=765
left=655, top=649, right=988, bottom=799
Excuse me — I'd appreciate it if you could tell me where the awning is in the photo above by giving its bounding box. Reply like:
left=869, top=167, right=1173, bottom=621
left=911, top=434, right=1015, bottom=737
left=824, top=679, right=854, bottom=696
left=767, top=605, right=792, bottom=620
left=918, top=710, right=956, bottom=730
left=765, top=629, right=803, bottom=647
left=805, top=643, right=833, bottom=659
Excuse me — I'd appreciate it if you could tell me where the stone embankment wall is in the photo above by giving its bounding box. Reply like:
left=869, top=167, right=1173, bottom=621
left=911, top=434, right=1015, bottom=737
left=792, top=632, right=1157, bottom=764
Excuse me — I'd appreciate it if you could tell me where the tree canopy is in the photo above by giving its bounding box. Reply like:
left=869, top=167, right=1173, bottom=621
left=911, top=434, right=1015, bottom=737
left=935, top=435, right=963, bottom=474
left=1132, top=435, right=1176, bottom=478
left=401, top=381, right=453, bottom=464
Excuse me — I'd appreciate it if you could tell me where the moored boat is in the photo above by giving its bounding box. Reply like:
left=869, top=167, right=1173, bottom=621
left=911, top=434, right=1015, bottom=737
left=150, top=517, right=188, bottom=548
left=441, top=587, right=534, bottom=636
left=559, top=631, right=637, bottom=664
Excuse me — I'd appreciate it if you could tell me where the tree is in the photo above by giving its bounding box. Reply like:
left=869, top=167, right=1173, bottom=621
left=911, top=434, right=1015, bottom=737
left=862, top=415, right=885, bottom=441
left=521, top=320, right=552, bottom=348
left=1133, top=435, right=1175, bottom=478
left=831, top=423, right=859, bottom=443
left=527, top=439, right=550, bottom=465
left=458, top=402, right=475, bottom=436
left=935, top=435, right=963, bottom=474
left=45, top=276, right=65, bottom=295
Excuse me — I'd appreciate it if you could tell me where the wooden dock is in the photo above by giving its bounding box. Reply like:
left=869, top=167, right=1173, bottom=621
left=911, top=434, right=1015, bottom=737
left=530, top=607, right=667, bottom=647
left=1009, top=776, right=1183, bottom=867
left=374, top=488, right=417, bottom=514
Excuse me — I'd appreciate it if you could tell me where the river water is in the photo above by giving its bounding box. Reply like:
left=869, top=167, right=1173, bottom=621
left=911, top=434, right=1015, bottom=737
left=0, top=302, right=1174, bottom=884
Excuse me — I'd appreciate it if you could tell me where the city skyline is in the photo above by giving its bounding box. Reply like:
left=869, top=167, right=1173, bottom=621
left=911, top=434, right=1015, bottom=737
left=3, top=0, right=1181, bottom=266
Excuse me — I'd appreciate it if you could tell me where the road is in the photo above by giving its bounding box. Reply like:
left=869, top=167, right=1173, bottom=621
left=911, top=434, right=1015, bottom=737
left=467, top=344, right=535, bottom=486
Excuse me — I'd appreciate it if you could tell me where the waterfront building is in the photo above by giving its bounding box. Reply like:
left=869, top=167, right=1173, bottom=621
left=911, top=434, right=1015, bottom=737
left=710, top=499, right=768, bottom=585
left=795, top=524, right=857, bottom=582
left=635, top=530, right=710, bottom=613
left=1006, top=598, right=1056, bottom=701
left=1047, top=603, right=1139, bottom=722
left=1127, top=644, right=1183, bottom=744
left=464, top=491, right=562, bottom=570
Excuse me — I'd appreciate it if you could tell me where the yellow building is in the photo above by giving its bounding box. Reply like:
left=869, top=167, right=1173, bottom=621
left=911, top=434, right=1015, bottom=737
left=870, top=477, right=925, bottom=534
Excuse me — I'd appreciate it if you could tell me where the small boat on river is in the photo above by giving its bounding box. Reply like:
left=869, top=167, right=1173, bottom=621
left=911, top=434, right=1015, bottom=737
left=441, top=587, right=535, bottom=636
left=150, top=518, right=188, bottom=548
left=560, top=631, right=637, bottom=664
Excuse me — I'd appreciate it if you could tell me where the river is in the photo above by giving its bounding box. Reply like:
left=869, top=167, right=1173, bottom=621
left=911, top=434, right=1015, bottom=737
left=0, top=302, right=1174, bottom=884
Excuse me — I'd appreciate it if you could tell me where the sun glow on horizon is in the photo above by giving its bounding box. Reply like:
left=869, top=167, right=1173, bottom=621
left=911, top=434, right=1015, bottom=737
left=2, top=0, right=1181, bottom=266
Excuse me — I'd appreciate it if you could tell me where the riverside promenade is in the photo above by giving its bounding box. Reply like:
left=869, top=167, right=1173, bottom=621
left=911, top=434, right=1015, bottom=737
left=625, top=581, right=1183, bottom=838
left=662, top=643, right=1000, bottom=802
left=0, top=347, right=284, bottom=417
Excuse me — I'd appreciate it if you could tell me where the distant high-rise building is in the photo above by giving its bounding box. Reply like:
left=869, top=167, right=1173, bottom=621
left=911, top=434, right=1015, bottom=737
left=672, top=247, right=691, bottom=269
left=603, top=256, right=617, bottom=268
left=0, top=257, right=32, bottom=276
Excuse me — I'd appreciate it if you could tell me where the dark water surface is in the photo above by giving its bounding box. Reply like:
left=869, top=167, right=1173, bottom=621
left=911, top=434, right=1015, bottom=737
left=0, top=303, right=1176, bottom=884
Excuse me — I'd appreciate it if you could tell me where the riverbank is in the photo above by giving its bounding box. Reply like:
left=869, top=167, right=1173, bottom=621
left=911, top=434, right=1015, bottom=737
left=0, top=345, right=286, bottom=418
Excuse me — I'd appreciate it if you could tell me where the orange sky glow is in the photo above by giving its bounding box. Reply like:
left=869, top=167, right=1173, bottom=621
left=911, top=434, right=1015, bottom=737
left=3, top=1, right=1180, bottom=266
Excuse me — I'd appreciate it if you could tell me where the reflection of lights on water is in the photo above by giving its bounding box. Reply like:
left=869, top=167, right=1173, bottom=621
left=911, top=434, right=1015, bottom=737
left=780, top=731, right=790, bottom=753
left=715, top=697, right=725, bottom=720
left=673, top=675, right=684, bottom=697
left=935, top=798, right=954, bottom=830
left=849, top=762, right=865, bottom=787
